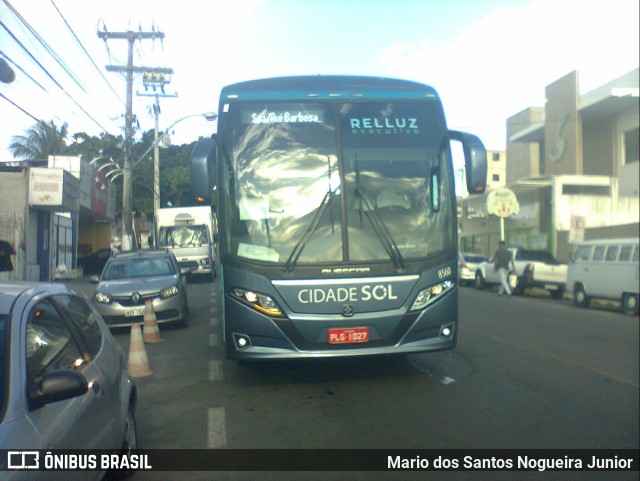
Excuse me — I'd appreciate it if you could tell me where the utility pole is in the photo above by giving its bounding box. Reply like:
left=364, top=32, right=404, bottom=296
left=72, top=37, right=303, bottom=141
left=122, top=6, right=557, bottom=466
left=98, top=28, right=173, bottom=250
left=137, top=72, right=177, bottom=221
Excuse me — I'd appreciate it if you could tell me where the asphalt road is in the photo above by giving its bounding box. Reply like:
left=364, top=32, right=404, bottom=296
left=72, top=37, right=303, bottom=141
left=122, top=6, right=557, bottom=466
left=101, top=279, right=638, bottom=481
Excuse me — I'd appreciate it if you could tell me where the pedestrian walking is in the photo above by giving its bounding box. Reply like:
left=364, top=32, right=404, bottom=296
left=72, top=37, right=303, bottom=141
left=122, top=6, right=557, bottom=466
left=0, top=238, right=16, bottom=281
left=493, top=240, right=515, bottom=297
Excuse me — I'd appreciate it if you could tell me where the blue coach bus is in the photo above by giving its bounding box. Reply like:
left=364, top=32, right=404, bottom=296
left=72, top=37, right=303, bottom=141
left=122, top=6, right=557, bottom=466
left=191, top=75, right=487, bottom=360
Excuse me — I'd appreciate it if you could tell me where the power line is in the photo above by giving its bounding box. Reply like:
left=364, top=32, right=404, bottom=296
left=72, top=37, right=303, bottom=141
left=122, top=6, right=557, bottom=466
left=2, top=0, right=86, bottom=93
left=48, top=0, right=125, bottom=108
left=1, top=2, right=121, bottom=134
left=0, top=91, right=42, bottom=123
left=0, top=19, right=111, bottom=133
left=0, top=50, right=47, bottom=91
left=0, top=19, right=65, bottom=91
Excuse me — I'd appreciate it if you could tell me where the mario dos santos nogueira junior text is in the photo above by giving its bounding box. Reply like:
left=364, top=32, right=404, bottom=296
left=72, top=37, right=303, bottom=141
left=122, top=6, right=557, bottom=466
left=387, top=454, right=635, bottom=471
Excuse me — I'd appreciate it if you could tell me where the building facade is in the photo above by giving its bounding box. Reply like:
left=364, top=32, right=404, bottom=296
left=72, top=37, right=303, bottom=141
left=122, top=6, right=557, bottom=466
left=485, top=150, right=507, bottom=192
left=460, top=68, right=639, bottom=261
left=0, top=156, right=115, bottom=281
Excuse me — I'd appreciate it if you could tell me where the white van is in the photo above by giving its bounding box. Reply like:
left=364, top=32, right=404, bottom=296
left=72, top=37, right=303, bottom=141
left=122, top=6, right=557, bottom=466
left=567, top=238, right=639, bottom=315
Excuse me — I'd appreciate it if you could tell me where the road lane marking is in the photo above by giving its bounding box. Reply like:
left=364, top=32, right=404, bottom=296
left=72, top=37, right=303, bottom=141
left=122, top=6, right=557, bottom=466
left=207, top=407, right=227, bottom=448
left=465, top=326, right=639, bottom=388
left=209, top=333, right=219, bottom=347
left=409, top=360, right=457, bottom=385
left=209, top=360, right=223, bottom=381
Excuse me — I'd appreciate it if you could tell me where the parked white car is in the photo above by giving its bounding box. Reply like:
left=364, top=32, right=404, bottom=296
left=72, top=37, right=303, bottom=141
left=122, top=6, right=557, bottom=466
left=567, top=238, right=639, bottom=315
left=474, top=247, right=567, bottom=298
left=458, top=252, right=488, bottom=286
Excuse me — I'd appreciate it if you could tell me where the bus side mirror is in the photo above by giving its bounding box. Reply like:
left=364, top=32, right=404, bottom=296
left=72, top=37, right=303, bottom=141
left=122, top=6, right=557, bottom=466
left=449, top=130, right=487, bottom=195
left=190, top=135, right=217, bottom=205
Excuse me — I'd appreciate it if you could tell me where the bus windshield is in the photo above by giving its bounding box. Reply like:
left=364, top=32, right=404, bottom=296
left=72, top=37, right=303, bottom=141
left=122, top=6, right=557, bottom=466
left=219, top=100, right=455, bottom=266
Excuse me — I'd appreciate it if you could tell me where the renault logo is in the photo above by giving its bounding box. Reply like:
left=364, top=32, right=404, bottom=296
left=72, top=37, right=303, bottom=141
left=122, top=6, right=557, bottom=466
left=342, top=305, right=354, bottom=317
left=132, top=292, right=140, bottom=303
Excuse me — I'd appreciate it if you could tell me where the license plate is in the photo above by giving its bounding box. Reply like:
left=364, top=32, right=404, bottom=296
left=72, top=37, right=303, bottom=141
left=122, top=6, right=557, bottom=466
left=545, top=284, right=558, bottom=290
left=125, top=307, right=145, bottom=317
left=328, top=327, right=369, bottom=344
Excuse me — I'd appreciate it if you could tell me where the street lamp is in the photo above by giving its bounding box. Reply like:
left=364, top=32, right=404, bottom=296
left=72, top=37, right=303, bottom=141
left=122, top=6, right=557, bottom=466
left=128, top=111, right=217, bottom=247
left=141, top=112, right=217, bottom=222
left=133, top=112, right=217, bottom=170
left=91, top=157, right=124, bottom=182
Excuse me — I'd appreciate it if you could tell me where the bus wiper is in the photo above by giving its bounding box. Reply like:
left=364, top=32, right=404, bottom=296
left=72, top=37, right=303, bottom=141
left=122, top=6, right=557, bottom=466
left=354, top=155, right=404, bottom=271
left=284, top=189, right=335, bottom=272
left=284, top=156, right=336, bottom=272
left=355, top=188, right=405, bottom=271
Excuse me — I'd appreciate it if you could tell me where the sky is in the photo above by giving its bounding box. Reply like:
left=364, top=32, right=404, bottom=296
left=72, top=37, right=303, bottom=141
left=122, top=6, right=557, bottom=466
left=1, top=0, right=638, bottom=163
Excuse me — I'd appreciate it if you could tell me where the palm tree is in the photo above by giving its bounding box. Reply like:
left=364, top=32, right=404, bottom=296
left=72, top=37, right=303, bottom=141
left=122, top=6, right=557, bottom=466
left=9, top=120, right=69, bottom=161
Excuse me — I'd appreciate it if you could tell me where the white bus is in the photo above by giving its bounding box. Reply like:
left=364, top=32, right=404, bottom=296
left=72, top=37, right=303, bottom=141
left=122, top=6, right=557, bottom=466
left=567, top=238, right=639, bottom=315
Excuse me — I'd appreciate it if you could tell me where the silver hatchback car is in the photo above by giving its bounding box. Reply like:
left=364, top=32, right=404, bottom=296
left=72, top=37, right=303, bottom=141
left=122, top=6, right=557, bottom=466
left=0, top=281, right=137, bottom=480
left=91, top=249, right=189, bottom=328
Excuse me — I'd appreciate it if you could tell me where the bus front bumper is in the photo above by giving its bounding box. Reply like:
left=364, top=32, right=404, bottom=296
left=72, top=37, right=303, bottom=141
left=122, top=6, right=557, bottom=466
left=224, top=288, right=458, bottom=361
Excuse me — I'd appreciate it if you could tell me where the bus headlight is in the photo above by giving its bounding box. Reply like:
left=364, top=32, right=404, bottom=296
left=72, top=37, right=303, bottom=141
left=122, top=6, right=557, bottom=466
left=410, top=280, right=454, bottom=311
left=95, top=292, right=112, bottom=304
left=230, top=288, right=283, bottom=317
left=161, top=285, right=180, bottom=299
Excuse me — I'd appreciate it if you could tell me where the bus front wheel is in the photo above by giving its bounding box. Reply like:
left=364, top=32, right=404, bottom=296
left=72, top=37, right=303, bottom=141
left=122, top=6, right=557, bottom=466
left=621, top=293, right=639, bottom=316
left=573, top=284, right=590, bottom=308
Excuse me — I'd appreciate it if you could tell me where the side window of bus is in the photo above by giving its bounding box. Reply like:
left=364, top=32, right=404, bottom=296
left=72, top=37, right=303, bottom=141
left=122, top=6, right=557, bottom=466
left=592, top=246, right=605, bottom=262
left=619, top=245, right=633, bottom=262
left=605, top=245, right=619, bottom=262
left=574, top=245, right=592, bottom=262
left=633, top=246, right=639, bottom=262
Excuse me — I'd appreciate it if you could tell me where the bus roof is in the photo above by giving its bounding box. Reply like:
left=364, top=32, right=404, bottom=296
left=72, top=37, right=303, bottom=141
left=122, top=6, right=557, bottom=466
left=578, top=237, right=639, bottom=246
left=220, top=75, right=440, bottom=101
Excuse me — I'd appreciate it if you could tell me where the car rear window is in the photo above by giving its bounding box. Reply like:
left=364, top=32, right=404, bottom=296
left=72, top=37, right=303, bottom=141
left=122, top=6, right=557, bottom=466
left=519, top=250, right=559, bottom=264
left=465, top=255, right=486, bottom=263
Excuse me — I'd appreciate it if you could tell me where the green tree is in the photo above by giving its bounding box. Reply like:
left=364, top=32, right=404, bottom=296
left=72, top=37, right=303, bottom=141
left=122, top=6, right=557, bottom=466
left=66, top=131, right=123, bottom=163
left=130, top=131, right=196, bottom=211
left=9, top=120, right=69, bottom=161
left=160, top=140, right=196, bottom=207
left=12, top=123, right=197, bottom=218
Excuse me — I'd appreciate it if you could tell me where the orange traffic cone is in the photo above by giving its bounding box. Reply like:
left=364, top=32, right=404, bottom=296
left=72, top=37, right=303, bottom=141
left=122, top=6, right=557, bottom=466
left=143, top=299, right=162, bottom=343
left=127, top=323, right=153, bottom=377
